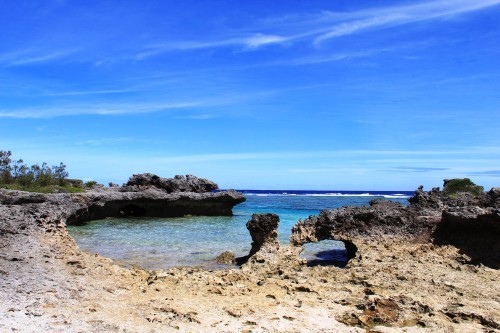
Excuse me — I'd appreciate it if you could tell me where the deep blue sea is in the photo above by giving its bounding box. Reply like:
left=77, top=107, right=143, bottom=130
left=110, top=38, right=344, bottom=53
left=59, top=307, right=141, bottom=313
left=68, top=190, right=413, bottom=270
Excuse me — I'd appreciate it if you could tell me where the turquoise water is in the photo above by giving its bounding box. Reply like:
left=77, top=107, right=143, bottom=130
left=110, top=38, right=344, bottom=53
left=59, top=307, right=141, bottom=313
left=68, top=191, right=411, bottom=269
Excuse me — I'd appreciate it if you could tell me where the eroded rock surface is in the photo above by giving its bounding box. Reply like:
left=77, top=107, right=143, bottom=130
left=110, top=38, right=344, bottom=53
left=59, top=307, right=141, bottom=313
left=290, top=181, right=500, bottom=269
left=1, top=179, right=499, bottom=332
left=125, top=173, right=218, bottom=193
left=0, top=177, right=244, bottom=228
left=434, top=205, right=500, bottom=268
left=246, top=213, right=280, bottom=257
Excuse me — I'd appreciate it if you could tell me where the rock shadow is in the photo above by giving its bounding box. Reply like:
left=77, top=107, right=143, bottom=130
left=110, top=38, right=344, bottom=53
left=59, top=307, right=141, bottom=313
left=432, top=209, right=500, bottom=269
left=120, top=204, right=146, bottom=217
left=302, top=240, right=356, bottom=268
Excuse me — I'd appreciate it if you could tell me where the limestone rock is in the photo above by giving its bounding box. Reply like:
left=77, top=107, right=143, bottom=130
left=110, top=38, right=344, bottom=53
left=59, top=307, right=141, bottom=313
left=215, top=251, right=235, bottom=264
left=0, top=175, right=245, bottom=227
left=125, top=173, right=218, bottom=193
left=246, top=213, right=280, bottom=257
left=290, top=180, right=499, bottom=268
left=434, top=206, right=500, bottom=268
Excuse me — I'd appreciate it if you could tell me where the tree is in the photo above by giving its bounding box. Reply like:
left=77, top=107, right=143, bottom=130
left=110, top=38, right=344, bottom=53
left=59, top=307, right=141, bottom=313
left=0, top=149, right=77, bottom=192
left=11, top=159, right=25, bottom=178
left=37, top=162, right=53, bottom=187
left=0, top=150, right=13, bottom=184
left=52, top=162, right=69, bottom=185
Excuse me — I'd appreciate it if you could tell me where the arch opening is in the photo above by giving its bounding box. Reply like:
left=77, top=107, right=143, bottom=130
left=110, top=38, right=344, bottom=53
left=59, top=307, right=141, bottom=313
left=300, top=239, right=356, bottom=267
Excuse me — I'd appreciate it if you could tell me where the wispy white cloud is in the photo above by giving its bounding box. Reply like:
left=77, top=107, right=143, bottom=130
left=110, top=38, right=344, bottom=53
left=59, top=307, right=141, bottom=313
left=134, top=0, right=500, bottom=58
left=135, top=33, right=291, bottom=60
left=0, top=101, right=206, bottom=118
left=314, top=0, right=500, bottom=44
left=283, top=48, right=390, bottom=66
left=174, top=114, right=218, bottom=120
left=0, top=83, right=338, bottom=118
left=151, top=147, right=500, bottom=164
left=467, top=170, right=500, bottom=177
left=384, top=167, right=451, bottom=173
left=288, top=167, right=367, bottom=174
left=39, top=89, right=132, bottom=97
left=244, top=33, right=289, bottom=49
left=0, top=48, right=79, bottom=66
left=75, top=137, right=156, bottom=146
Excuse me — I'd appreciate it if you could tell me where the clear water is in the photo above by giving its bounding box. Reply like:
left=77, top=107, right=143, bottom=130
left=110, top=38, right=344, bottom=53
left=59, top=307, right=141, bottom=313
left=68, top=190, right=412, bottom=269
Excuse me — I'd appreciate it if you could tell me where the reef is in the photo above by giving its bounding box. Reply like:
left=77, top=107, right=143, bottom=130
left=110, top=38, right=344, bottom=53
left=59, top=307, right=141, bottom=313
left=1, top=178, right=499, bottom=332
left=290, top=182, right=500, bottom=269
left=0, top=173, right=245, bottom=228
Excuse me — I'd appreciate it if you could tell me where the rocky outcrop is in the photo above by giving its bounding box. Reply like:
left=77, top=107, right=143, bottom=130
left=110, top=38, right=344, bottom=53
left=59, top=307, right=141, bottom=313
left=2, top=179, right=499, bottom=332
left=79, top=188, right=244, bottom=224
left=246, top=213, right=280, bottom=257
left=290, top=199, right=433, bottom=260
left=290, top=181, right=500, bottom=268
left=236, top=213, right=281, bottom=265
left=238, top=213, right=305, bottom=270
left=434, top=205, right=500, bottom=268
left=125, top=173, right=218, bottom=193
left=0, top=175, right=244, bottom=227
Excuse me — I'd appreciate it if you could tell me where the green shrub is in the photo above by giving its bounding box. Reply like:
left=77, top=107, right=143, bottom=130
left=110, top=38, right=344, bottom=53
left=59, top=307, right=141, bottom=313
left=66, top=179, right=84, bottom=188
left=85, top=180, right=98, bottom=188
left=443, top=178, right=484, bottom=197
left=0, top=149, right=76, bottom=193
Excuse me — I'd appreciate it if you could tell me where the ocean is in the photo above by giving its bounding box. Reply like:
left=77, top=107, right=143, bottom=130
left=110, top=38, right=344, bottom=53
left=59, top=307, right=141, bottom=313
left=67, top=190, right=413, bottom=270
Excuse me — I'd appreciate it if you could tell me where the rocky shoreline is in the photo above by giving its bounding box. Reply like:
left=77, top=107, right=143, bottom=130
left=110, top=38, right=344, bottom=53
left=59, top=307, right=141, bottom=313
left=1, top=176, right=499, bottom=332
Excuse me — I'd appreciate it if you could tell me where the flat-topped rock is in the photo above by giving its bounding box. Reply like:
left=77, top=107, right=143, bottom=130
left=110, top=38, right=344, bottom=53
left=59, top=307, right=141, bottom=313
left=0, top=174, right=245, bottom=227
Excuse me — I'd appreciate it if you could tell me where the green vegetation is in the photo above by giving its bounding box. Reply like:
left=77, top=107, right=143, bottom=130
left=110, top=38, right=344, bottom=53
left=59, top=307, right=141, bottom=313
left=0, top=150, right=84, bottom=193
left=443, top=178, right=484, bottom=197
left=84, top=180, right=98, bottom=188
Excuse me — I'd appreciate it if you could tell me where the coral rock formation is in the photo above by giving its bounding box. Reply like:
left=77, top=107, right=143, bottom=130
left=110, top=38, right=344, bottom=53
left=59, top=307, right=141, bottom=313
left=290, top=180, right=500, bottom=269
left=1, top=178, right=499, bottom=332
left=246, top=213, right=280, bottom=257
left=125, top=173, right=219, bottom=193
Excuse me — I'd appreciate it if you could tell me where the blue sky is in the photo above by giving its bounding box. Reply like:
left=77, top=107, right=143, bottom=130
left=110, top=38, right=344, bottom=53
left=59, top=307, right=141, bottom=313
left=1, top=0, right=500, bottom=190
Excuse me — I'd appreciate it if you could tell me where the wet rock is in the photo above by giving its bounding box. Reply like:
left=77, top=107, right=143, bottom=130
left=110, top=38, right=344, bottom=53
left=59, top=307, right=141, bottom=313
left=215, top=251, right=235, bottom=264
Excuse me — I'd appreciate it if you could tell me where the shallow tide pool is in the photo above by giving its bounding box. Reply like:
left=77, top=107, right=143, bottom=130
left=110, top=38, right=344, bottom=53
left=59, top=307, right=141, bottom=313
left=68, top=191, right=411, bottom=269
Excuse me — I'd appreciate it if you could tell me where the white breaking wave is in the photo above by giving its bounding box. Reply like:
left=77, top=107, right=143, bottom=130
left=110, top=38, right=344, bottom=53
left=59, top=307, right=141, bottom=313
left=245, top=193, right=410, bottom=199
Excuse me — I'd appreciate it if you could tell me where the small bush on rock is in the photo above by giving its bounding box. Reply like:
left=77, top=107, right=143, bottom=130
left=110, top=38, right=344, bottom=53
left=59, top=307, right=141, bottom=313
left=443, top=178, right=484, bottom=197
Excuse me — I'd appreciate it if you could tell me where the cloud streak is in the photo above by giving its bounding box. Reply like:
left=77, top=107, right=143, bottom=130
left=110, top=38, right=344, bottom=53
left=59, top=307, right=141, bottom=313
left=174, top=114, right=218, bottom=120
left=386, top=167, right=451, bottom=173
left=314, top=0, right=500, bottom=43
left=0, top=101, right=206, bottom=118
left=151, top=148, right=500, bottom=164
left=0, top=48, right=79, bottom=66
left=135, top=33, right=292, bottom=60
left=467, top=170, right=500, bottom=177
left=134, top=0, right=500, bottom=58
